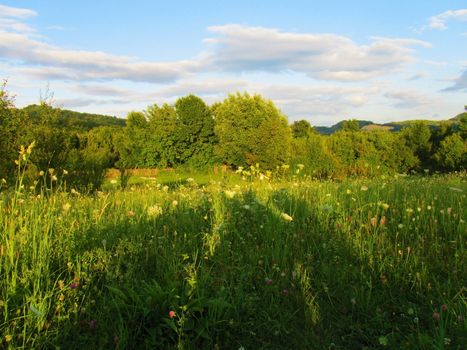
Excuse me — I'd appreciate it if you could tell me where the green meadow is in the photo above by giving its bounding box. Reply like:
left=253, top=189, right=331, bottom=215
left=1, top=161, right=465, bottom=349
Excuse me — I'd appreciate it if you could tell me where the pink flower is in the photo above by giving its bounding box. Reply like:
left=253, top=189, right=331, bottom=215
left=265, top=278, right=273, bottom=285
left=433, top=312, right=440, bottom=321
left=441, top=304, right=448, bottom=312
left=70, top=283, right=78, bottom=289
left=169, top=310, right=175, bottom=318
left=447, top=207, right=452, bottom=214
left=281, top=288, right=289, bottom=296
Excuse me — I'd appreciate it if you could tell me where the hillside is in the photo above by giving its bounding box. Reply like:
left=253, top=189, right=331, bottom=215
left=314, top=114, right=464, bottom=134
left=22, top=104, right=126, bottom=131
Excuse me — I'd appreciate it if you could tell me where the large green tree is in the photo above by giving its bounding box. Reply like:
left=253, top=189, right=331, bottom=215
left=174, top=95, right=216, bottom=167
left=213, top=92, right=292, bottom=169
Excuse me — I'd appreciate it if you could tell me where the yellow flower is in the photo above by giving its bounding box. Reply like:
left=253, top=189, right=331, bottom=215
left=281, top=213, right=293, bottom=222
left=5, top=335, right=12, bottom=342
left=224, top=190, right=236, bottom=199
left=147, top=205, right=163, bottom=217
left=62, top=203, right=71, bottom=212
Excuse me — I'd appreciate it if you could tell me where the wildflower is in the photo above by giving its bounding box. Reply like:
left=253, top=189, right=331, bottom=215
left=441, top=304, right=448, bottom=312
left=281, top=213, right=293, bottom=222
left=62, top=169, right=68, bottom=175
left=172, top=200, right=178, bottom=207
left=162, top=185, right=169, bottom=192
left=350, top=298, right=356, bottom=305
left=51, top=175, right=58, bottom=182
left=48, top=168, right=55, bottom=175
left=243, top=205, right=250, bottom=210
left=433, top=312, right=440, bottom=321
left=147, top=205, right=163, bottom=217
left=398, top=223, right=404, bottom=229
left=370, top=217, right=377, bottom=227
left=346, top=189, right=352, bottom=195
left=427, top=205, right=432, bottom=210
left=406, top=208, right=413, bottom=214
left=224, top=190, right=236, bottom=199
left=282, top=288, right=289, bottom=296
left=62, top=203, right=71, bottom=212
left=39, top=170, right=45, bottom=176
left=58, top=280, right=65, bottom=289
left=360, top=185, right=368, bottom=191
left=169, top=310, right=176, bottom=318
left=1, top=178, right=6, bottom=184
left=265, top=278, right=273, bottom=285
left=4, top=335, right=12, bottom=342
left=70, top=283, right=78, bottom=290
left=127, top=210, right=135, bottom=217
left=447, top=207, right=452, bottom=214
left=110, top=179, right=117, bottom=184
left=380, top=216, right=386, bottom=226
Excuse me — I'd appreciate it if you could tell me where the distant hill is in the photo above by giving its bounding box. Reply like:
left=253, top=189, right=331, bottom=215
left=22, top=105, right=126, bottom=131
left=314, top=114, right=464, bottom=135
left=314, top=120, right=374, bottom=134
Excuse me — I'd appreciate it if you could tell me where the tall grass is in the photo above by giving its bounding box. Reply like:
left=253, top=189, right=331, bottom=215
left=0, top=157, right=465, bottom=348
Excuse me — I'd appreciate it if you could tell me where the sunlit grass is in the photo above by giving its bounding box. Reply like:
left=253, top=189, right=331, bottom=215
left=0, top=162, right=466, bottom=349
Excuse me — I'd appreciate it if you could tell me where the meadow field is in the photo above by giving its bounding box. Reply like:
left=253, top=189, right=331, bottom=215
left=0, top=165, right=466, bottom=349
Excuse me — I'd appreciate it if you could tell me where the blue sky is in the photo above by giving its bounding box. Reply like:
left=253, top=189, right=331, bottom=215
left=0, top=1, right=466, bottom=125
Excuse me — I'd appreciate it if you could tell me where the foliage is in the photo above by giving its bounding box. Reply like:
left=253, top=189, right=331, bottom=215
left=1, top=165, right=465, bottom=349
left=213, top=92, right=292, bottom=169
left=174, top=95, right=216, bottom=168
left=433, top=133, right=467, bottom=171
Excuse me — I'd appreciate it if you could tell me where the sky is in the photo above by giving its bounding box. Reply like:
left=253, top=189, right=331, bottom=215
left=0, top=0, right=466, bottom=126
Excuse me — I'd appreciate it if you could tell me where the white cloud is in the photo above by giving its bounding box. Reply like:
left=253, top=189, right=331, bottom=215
left=0, top=30, right=202, bottom=83
left=429, top=9, right=467, bottom=30
left=0, top=4, right=37, bottom=33
left=205, top=25, right=430, bottom=81
left=384, top=90, right=437, bottom=109
left=0, top=4, right=36, bottom=19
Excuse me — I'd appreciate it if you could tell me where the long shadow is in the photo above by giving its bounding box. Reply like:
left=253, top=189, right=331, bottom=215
left=39, top=184, right=461, bottom=349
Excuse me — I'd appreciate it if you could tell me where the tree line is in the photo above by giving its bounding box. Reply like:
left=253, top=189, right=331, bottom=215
left=1, top=82, right=466, bottom=192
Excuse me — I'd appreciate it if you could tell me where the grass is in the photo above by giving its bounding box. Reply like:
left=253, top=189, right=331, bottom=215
left=0, top=161, right=466, bottom=349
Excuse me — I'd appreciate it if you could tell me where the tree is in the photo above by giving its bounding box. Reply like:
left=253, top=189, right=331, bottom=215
left=0, top=81, right=28, bottom=183
left=341, top=119, right=360, bottom=132
left=291, top=120, right=315, bottom=138
left=213, top=92, right=292, bottom=169
left=146, top=103, right=178, bottom=167
left=174, top=95, right=216, bottom=167
left=433, top=133, right=466, bottom=171
left=400, top=122, right=432, bottom=169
